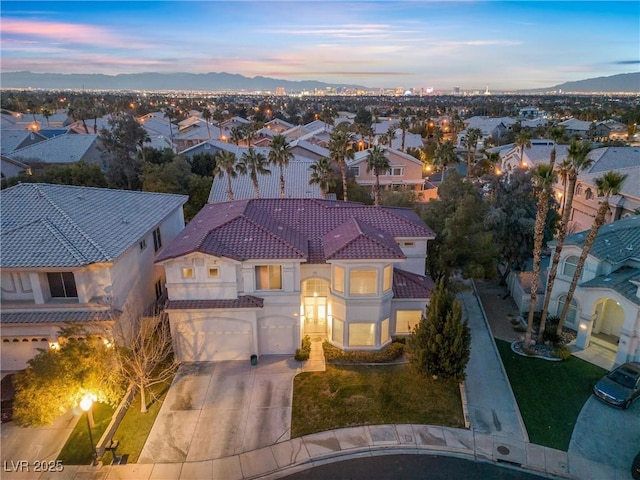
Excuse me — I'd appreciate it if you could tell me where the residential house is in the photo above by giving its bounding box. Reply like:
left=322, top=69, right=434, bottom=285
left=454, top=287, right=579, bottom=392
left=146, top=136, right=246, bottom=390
left=347, top=146, right=425, bottom=196
left=500, top=139, right=569, bottom=174
left=458, top=116, right=517, bottom=148
left=264, top=118, right=295, bottom=134
left=6, top=134, right=103, bottom=171
left=0, top=183, right=188, bottom=371
left=558, top=118, right=593, bottom=139
left=546, top=216, right=640, bottom=366
left=156, top=198, right=435, bottom=362
left=594, top=120, right=629, bottom=142
left=0, top=129, right=47, bottom=156
left=554, top=146, right=640, bottom=232
left=0, top=155, right=31, bottom=179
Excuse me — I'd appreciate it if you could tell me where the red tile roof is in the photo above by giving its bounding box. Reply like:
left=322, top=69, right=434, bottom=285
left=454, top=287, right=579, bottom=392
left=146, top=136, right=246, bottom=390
left=158, top=199, right=434, bottom=264
left=392, top=268, right=435, bottom=299
left=166, top=295, right=264, bottom=310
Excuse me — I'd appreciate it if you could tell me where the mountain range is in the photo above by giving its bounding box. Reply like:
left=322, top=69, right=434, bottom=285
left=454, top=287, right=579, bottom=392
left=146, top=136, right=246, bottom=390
left=1, top=71, right=638, bottom=93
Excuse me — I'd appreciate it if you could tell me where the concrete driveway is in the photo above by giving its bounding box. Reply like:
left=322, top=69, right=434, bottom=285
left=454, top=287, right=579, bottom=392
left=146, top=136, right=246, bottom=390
left=569, top=395, right=640, bottom=470
left=138, top=356, right=298, bottom=464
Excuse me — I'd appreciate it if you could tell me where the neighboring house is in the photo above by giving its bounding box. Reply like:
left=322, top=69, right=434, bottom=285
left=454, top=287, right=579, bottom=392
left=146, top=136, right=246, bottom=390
left=458, top=116, right=517, bottom=148
left=594, top=120, right=629, bottom=142
left=6, top=134, right=103, bottom=171
left=500, top=140, right=569, bottom=174
left=348, top=146, right=425, bottom=195
left=558, top=118, right=593, bottom=138
left=0, top=129, right=47, bottom=156
left=264, top=118, right=295, bottom=134
left=546, top=216, right=640, bottom=366
left=0, top=183, right=188, bottom=371
left=554, top=146, right=640, bottom=232
left=0, top=155, right=31, bottom=179
left=156, top=198, right=436, bottom=362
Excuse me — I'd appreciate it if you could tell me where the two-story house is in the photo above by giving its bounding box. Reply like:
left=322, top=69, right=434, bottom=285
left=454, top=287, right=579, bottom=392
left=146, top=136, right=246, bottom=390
left=156, top=198, right=436, bottom=362
left=0, top=184, right=188, bottom=371
left=546, top=216, right=640, bottom=366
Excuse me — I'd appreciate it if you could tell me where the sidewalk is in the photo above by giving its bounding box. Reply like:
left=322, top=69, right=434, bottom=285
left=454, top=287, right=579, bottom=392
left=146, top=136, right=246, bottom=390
left=459, top=281, right=529, bottom=443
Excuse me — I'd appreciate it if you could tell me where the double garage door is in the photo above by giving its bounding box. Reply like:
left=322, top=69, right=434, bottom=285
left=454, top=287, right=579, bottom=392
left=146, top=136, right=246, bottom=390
left=174, top=317, right=295, bottom=362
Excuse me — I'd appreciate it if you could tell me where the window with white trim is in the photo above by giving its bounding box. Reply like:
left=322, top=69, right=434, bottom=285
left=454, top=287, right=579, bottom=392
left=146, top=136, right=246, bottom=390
left=381, top=318, right=390, bottom=344
left=383, top=265, right=392, bottom=292
left=332, top=318, right=344, bottom=345
left=333, top=265, right=345, bottom=294
left=208, top=267, right=219, bottom=278
left=395, top=310, right=422, bottom=334
left=255, top=265, right=282, bottom=290
left=349, top=323, right=375, bottom=346
left=349, top=269, right=378, bottom=296
left=348, top=166, right=360, bottom=177
left=388, top=167, right=404, bottom=176
left=557, top=295, right=578, bottom=327
left=140, top=239, right=147, bottom=250
left=153, top=227, right=162, bottom=252
left=562, top=255, right=579, bottom=278
left=47, top=272, right=78, bottom=298
left=182, top=268, right=195, bottom=279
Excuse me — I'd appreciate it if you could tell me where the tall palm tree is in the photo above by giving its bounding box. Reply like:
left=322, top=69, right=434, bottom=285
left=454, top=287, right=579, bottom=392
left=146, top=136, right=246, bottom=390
left=547, top=126, right=564, bottom=168
left=524, top=164, right=557, bottom=346
left=386, top=124, right=397, bottom=148
left=163, top=107, right=176, bottom=150
left=556, top=158, right=572, bottom=215
left=268, top=134, right=294, bottom=198
left=328, top=128, right=355, bottom=202
left=463, top=128, right=482, bottom=177
left=538, top=141, right=593, bottom=331
left=213, top=150, right=239, bottom=201
left=434, top=140, right=458, bottom=181
left=41, top=105, right=54, bottom=126
left=238, top=147, right=270, bottom=199
left=515, top=131, right=532, bottom=168
left=230, top=126, right=244, bottom=146
left=398, top=117, right=411, bottom=151
left=556, top=171, right=627, bottom=335
left=365, top=146, right=391, bottom=206
left=309, top=156, right=336, bottom=199
left=201, top=108, right=212, bottom=139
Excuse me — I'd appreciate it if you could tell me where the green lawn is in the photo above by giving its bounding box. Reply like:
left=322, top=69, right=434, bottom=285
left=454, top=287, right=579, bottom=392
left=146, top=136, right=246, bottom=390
left=495, top=339, right=607, bottom=451
left=102, top=380, right=172, bottom=464
left=57, top=402, right=116, bottom=465
left=291, top=364, right=464, bottom=438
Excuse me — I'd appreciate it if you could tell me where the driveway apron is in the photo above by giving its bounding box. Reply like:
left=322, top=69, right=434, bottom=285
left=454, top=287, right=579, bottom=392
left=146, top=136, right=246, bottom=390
left=138, top=357, right=297, bottom=464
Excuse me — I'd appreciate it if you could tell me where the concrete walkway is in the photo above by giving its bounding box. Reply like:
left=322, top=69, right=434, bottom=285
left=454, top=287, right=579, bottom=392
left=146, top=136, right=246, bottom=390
left=459, top=283, right=529, bottom=442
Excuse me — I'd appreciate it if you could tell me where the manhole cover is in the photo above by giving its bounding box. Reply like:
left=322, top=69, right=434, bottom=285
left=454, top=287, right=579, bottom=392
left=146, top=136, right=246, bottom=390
left=497, top=445, right=510, bottom=455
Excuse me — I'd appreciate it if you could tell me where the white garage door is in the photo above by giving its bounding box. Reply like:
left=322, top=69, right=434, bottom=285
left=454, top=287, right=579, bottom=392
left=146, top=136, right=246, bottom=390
left=176, top=319, right=252, bottom=362
left=1, top=338, right=48, bottom=370
left=259, top=324, right=296, bottom=355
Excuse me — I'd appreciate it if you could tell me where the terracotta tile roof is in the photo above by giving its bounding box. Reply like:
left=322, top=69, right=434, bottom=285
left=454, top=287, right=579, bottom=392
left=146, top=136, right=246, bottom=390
left=158, top=198, right=434, bottom=264
left=323, top=217, right=405, bottom=260
left=392, top=268, right=435, bottom=299
left=0, top=310, right=114, bottom=325
left=166, top=296, right=264, bottom=310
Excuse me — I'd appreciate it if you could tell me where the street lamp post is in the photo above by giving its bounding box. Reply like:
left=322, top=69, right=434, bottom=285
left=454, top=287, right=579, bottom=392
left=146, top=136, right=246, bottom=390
left=80, top=395, right=97, bottom=466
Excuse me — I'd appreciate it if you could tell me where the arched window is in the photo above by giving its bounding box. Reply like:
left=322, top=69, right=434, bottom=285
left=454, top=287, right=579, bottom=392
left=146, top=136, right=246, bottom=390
left=557, top=295, right=578, bottom=328
left=576, top=184, right=583, bottom=196
left=563, top=255, right=579, bottom=278
left=585, top=188, right=593, bottom=200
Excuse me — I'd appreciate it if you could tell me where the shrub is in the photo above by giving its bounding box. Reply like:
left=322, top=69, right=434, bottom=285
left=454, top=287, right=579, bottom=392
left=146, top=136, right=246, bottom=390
left=553, top=345, right=573, bottom=361
left=513, top=324, right=527, bottom=332
left=322, top=340, right=404, bottom=364
left=294, top=335, right=312, bottom=361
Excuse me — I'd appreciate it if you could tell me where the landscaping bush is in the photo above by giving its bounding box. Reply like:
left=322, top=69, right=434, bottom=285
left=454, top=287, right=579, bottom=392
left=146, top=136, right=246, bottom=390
left=552, top=345, right=573, bottom=361
left=322, top=340, right=404, bottom=364
left=295, top=335, right=312, bottom=361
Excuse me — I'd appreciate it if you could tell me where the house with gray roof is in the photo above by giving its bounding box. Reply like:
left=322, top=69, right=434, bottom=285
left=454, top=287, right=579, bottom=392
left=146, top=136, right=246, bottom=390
left=546, top=215, right=640, bottom=366
left=6, top=134, right=102, bottom=170
left=0, top=129, right=47, bottom=157
left=156, top=198, right=436, bottom=362
left=558, top=118, right=594, bottom=138
left=0, top=183, right=188, bottom=371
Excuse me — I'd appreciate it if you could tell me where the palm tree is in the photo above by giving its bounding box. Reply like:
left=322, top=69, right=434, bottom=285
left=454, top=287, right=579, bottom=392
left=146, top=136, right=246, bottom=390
left=319, top=107, right=337, bottom=130
left=515, top=131, right=532, bottom=168
left=230, top=126, right=244, bottom=146
left=386, top=124, right=397, bottom=148
left=556, top=158, right=572, bottom=215
left=268, top=134, right=294, bottom=198
left=434, top=140, right=458, bottom=181
left=328, top=128, right=355, bottom=202
left=238, top=147, right=270, bottom=199
left=556, top=171, right=627, bottom=335
left=524, top=164, right=557, bottom=346
left=213, top=150, right=239, bottom=201
left=163, top=107, right=176, bottom=150
left=547, top=126, right=564, bottom=168
left=41, top=105, right=54, bottom=126
left=201, top=108, right=212, bottom=139
left=366, top=146, right=391, bottom=206
left=538, top=141, right=593, bottom=331
left=463, top=128, right=482, bottom=177
left=309, top=156, right=336, bottom=199
left=398, top=117, right=411, bottom=151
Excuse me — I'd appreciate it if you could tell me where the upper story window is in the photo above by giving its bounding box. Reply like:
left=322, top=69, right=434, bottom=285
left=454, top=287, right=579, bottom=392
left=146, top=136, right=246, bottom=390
left=333, top=265, right=345, bottom=294
left=563, top=255, right=579, bottom=278
left=208, top=267, right=219, bottom=278
left=575, top=184, right=583, bottom=196
left=47, top=272, right=77, bottom=298
left=153, top=227, right=162, bottom=252
left=388, top=167, right=404, bottom=176
left=349, top=269, right=378, bottom=296
left=139, top=238, right=147, bottom=251
left=182, top=268, right=195, bottom=279
left=383, top=265, right=392, bottom=292
left=255, top=265, right=282, bottom=290
left=348, top=166, right=360, bottom=177
left=585, top=188, right=593, bottom=200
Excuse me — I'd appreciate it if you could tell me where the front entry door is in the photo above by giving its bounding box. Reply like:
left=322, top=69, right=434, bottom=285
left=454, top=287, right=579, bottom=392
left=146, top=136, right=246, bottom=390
left=304, top=296, right=327, bottom=336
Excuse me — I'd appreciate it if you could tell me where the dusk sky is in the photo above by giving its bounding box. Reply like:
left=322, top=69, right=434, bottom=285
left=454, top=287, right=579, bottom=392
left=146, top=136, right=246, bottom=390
left=2, top=1, right=639, bottom=90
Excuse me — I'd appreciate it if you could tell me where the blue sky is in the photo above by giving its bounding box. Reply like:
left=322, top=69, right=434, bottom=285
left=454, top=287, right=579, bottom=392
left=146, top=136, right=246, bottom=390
left=2, top=1, right=638, bottom=90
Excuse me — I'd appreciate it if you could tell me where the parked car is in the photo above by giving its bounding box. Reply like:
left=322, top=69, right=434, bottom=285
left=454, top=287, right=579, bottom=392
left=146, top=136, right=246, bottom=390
left=1, top=373, right=16, bottom=423
left=592, top=362, right=640, bottom=409
left=632, top=450, right=640, bottom=480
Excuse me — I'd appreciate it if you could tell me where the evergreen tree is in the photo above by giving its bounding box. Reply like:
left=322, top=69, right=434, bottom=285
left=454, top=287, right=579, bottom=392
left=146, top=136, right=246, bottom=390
left=410, top=279, right=471, bottom=380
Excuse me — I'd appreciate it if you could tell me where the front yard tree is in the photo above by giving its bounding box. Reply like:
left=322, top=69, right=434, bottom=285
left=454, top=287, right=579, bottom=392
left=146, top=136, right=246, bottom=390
left=116, top=314, right=179, bottom=413
left=13, top=325, right=123, bottom=427
left=410, top=279, right=470, bottom=380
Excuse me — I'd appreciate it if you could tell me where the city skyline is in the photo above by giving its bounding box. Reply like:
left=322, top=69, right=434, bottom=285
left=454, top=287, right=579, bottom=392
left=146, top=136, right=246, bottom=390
left=2, top=1, right=639, bottom=91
